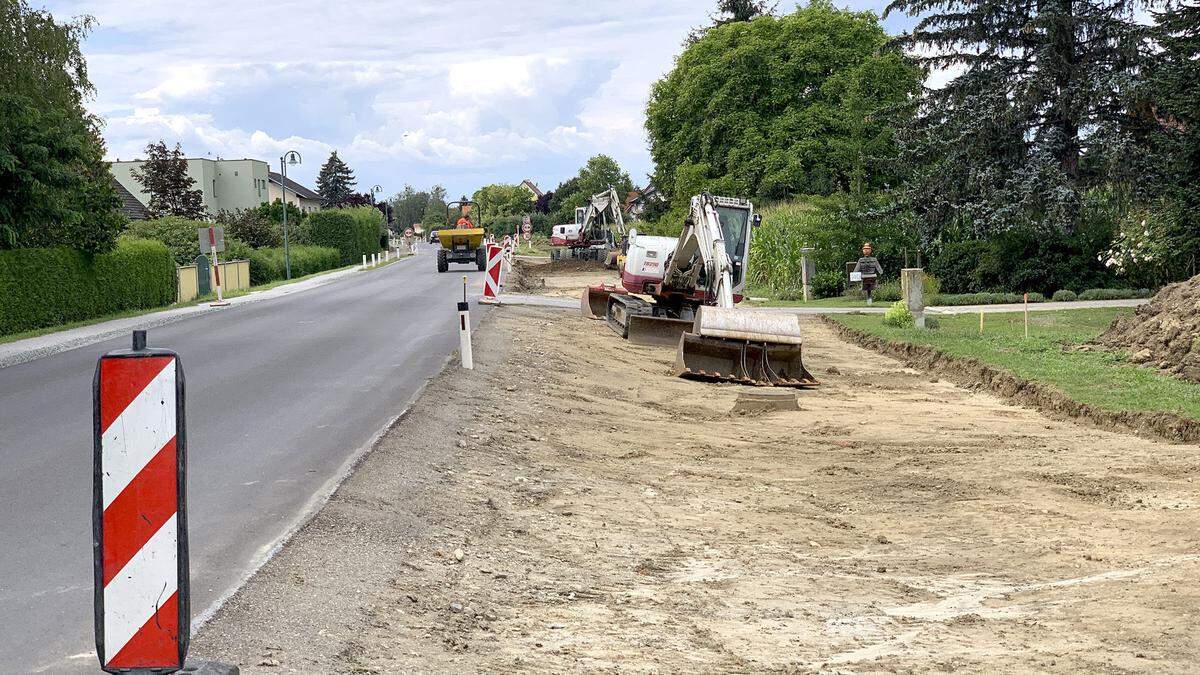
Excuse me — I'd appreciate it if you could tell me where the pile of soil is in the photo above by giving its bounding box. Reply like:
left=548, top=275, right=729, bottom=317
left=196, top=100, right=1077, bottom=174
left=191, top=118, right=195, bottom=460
left=1095, top=274, right=1200, bottom=382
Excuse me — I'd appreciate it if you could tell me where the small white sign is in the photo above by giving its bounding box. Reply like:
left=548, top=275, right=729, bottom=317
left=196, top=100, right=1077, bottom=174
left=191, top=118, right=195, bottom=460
left=850, top=271, right=863, bottom=282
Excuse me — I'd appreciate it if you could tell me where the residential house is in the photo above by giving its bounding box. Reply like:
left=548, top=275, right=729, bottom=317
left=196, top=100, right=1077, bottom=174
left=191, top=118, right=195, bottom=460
left=110, top=157, right=272, bottom=216
left=268, top=172, right=323, bottom=214
left=110, top=177, right=149, bottom=220
left=624, top=184, right=664, bottom=220
left=520, top=179, right=543, bottom=200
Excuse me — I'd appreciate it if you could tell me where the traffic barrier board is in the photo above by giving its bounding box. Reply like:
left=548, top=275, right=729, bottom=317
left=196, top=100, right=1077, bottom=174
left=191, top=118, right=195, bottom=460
left=93, top=331, right=189, bottom=673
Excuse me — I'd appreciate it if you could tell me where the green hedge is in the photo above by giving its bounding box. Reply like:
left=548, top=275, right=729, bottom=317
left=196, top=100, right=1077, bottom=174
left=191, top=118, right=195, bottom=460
left=306, top=207, right=381, bottom=265
left=246, top=245, right=341, bottom=285
left=0, top=239, right=176, bottom=335
left=1076, top=288, right=1152, bottom=301
left=930, top=292, right=1046, bottom=306
left=1051, top=289, right=1078, bottom=302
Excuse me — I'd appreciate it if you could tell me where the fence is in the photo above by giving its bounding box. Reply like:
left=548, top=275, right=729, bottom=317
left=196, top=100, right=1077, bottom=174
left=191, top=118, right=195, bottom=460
left=177, top=259, right=250, bottom=303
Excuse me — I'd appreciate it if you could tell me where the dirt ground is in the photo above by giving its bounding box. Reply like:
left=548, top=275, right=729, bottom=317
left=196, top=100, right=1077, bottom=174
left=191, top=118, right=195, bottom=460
left=193, top=302, right=1200, bottom=673
left=510, top=258, right=614, bottom=299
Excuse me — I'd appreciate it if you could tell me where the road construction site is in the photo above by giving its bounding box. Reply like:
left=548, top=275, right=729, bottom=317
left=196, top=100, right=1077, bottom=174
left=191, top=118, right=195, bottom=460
left=192, top=261, right=1200, bottom=673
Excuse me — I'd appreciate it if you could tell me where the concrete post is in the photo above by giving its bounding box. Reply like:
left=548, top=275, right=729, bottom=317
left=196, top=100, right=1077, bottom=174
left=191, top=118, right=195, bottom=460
left=800, top=247, right=815, bottom=302
left=902, top=268, right=925, bottom=329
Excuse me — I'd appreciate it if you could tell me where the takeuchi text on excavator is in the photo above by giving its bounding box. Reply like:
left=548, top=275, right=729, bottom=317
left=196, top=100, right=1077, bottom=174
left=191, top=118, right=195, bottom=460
left=548, top=187, right=626, bottom=268
left=583, top=194, right=818, bottom=388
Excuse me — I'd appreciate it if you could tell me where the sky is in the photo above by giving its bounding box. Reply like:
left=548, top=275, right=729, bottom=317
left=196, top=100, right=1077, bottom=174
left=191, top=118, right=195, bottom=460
left=45, top=1, right=915, bottom=200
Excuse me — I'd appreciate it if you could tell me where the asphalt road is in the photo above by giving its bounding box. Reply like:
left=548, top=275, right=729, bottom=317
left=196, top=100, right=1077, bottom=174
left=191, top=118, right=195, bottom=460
left=0, top=246, right=488, bottom=672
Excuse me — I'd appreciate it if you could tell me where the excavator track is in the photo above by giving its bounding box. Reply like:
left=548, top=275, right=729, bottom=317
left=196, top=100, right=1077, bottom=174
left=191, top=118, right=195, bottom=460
left=605, top=294, right=694, bottom=346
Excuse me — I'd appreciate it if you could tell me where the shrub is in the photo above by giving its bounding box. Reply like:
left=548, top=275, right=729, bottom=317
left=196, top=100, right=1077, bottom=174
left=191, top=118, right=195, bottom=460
left=1076, top=288, right=1151, bottom=301
left=307, top=207, right=381, bottom=264
left=123, top=216, right=209, bottom=266
left=930, top=292, right=1046, bottom=306
left=883, top=301, right=915, bottom=328
left=929, top=226, right=1116, bottom=295
left=1052, top=289, right=1078, bottom=302
left=245, top=245, right=341, bottom=285
left=811, top=269, right=844, bottom=298
left=0, top=239, right=175, bottom=335
left=216, top=208, right=282, bottom=248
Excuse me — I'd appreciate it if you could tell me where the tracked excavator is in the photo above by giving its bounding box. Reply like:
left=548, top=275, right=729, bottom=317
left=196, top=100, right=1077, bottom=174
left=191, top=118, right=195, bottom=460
left=549, top=187, right=626, bottom=268
left=582, top=194, right=817, bottom=388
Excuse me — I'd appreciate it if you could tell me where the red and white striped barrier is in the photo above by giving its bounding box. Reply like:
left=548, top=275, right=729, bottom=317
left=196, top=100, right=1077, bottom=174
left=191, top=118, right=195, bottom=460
left=480, top=244, right=504, bottom=304
left=93, top=331, right=188, bottom=672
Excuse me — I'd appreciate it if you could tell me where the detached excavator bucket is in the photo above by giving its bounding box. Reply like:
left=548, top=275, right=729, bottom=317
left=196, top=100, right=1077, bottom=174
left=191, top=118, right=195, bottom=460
left=673, top=307, right=819, bottom=388
left=581, top=284, right=616, bottom=319
left=626, top=314, right=695, bottom=347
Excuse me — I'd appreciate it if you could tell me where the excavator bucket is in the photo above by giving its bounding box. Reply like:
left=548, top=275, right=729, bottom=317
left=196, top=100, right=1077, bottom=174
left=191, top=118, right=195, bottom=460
left=626, top=314, right=695, bottom=347
left=673, top=307, right=819, bottom=388
left=581, top=284, right=616, bottom=319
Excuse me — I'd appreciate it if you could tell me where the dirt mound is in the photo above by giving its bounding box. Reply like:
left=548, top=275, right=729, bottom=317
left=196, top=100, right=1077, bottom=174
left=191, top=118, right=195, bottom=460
left=1094, top=275, right=1200, bottom=382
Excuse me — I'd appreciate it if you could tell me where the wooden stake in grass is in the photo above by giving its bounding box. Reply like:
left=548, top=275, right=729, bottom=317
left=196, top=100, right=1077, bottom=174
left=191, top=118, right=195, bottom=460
left=1024, top=293, right=1030, bottom=339
left=979, top=310, right=984, bottom=335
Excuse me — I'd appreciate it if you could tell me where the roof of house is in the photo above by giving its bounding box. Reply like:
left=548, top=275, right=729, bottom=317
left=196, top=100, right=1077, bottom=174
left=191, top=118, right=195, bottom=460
left=520, top=179, right=544, bottom=199
left=110, top=178, right=149, bottom=220
left=268, top=171, right=322, bottom=201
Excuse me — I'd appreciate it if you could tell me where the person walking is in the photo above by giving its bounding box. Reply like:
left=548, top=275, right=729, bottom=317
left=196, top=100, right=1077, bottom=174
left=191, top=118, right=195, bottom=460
left=854, top=242, right=884, bottom=304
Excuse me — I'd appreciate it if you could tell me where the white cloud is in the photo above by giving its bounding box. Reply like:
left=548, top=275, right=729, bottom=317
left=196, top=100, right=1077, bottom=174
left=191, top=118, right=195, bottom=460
left=50, top=1, right=908, bottom=194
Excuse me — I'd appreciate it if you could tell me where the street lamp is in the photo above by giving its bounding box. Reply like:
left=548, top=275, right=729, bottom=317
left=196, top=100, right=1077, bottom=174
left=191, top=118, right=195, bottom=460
left=280, top=150, right=302, bottom=280
left=371, top=184, right=382, bottom=203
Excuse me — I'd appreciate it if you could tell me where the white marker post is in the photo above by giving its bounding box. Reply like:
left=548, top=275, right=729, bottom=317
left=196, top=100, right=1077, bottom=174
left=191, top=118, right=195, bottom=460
left=458, top=276, right=474, bottom=370
left=362, top=254, right=367, bottom=270
left=207, top=227, right=228, bottom=307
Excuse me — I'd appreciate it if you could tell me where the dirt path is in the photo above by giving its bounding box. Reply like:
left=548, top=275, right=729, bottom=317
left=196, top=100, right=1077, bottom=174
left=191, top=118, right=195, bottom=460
left=194, top=307, right=1200, bottom=673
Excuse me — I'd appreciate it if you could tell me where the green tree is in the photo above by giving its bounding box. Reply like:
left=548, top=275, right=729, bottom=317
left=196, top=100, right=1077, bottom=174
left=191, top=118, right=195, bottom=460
left=687, top=0, right=777, bottom=43
left=422, top=185, right=449, bottom=229
left=0, top=0, right=122, bottom=252
left=548, top=155, right=634, bottom=223
left=1137, top=2, right=1200, bottom=282
left=472, top=183, right=535, bottom=228
left=131, top=140, right=207, bottom=219
left=391, top=184, right=431, bottom=233
left=647, top=1, right=921, bottom=206
left=215, top=207, right=282, bottom=249
left=886, top=0, right=1151, bottom=243
left=315, top=151, right=356, bottom=207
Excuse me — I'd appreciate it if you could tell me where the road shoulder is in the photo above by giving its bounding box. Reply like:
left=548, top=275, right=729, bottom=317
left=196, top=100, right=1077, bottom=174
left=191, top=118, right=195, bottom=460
left=194, top=305, right=1200, bottom=672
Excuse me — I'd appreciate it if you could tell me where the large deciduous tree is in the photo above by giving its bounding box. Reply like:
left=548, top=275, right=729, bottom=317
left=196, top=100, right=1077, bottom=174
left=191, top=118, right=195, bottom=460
left=316, top=151, right=356, bottom=207
left=886, top=0, right=1151, bottom=244
left=647, top=1, right=921, bottom=207
left=391, top=185, right=431, bottom=233
left=0, top=0, right=122, bottom=252
left=473, top=183, right=535, bottom=228
left=548, top=155, right=634, bottom=223
left=131, top=141, right=207, bottom=219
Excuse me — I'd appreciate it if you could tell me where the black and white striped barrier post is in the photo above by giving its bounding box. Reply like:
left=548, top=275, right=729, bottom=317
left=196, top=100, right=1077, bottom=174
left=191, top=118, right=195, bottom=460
left=458, top=276, right=473, bottom=370
left=93, top=330, right=189, bottom=672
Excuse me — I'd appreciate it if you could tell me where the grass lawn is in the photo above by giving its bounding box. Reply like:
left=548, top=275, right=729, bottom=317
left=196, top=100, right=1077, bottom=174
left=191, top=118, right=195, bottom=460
left=830, top=308, right=1200, bottom=421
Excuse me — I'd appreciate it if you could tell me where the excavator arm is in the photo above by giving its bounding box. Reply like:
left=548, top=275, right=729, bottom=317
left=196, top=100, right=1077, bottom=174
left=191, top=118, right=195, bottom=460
left=662, top=195, right=736, bottom=308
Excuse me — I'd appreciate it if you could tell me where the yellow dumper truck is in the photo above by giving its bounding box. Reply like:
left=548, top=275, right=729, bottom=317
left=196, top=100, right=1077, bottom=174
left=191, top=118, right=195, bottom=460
left=435, top=198, right=487, bottom=273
